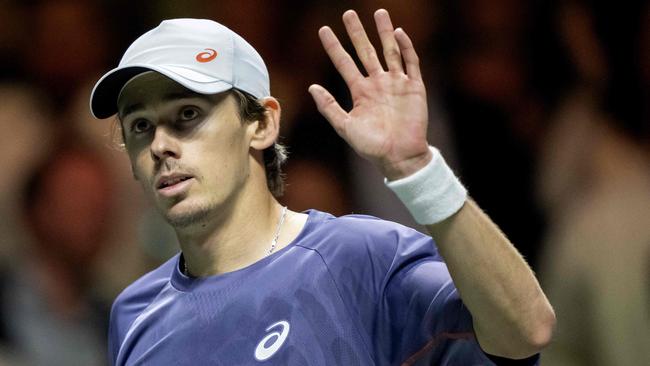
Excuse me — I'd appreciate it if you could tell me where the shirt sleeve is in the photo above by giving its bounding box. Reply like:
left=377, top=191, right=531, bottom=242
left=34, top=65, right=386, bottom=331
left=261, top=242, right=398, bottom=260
left=375, top=226, right=540, bottom=365
left=314, top=214, right=539, bottom=365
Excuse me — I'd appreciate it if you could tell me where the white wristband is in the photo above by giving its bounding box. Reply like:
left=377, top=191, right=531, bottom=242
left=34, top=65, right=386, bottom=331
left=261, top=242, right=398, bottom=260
left=385, top=146, right=467, bottom=225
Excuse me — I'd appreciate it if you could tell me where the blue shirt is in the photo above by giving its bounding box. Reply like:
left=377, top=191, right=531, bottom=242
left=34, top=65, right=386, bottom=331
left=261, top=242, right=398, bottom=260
left=109, top=210, right=539, bottom=365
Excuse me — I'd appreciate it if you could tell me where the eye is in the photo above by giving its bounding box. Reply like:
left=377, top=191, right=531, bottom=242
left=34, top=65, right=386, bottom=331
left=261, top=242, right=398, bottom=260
left=179, top=106, right=200, bottom=121
left=131, top=119, right=152, bottom=134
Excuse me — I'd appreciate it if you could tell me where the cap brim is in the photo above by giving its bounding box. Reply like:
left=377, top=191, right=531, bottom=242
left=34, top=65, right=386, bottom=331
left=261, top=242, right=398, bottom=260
left=89, top=65, right=233, bottom=119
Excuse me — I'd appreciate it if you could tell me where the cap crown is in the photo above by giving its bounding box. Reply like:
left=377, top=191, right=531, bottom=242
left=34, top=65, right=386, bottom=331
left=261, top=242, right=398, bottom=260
left=90, top=18, right=269, bottom=118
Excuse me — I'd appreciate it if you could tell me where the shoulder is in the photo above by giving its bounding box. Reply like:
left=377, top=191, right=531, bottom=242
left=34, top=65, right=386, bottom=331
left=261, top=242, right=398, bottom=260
left=296, top=210, right=441, bottom=278
left=300, top=210, right=431, bottom=247
left=113, top=254, right=177, bottom=307
left=109, top=255, right=178, bottom=343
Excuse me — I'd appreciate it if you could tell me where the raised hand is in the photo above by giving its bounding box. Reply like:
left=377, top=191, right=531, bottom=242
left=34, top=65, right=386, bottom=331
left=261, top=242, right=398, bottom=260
left=308, top=9, right=432, bottom=180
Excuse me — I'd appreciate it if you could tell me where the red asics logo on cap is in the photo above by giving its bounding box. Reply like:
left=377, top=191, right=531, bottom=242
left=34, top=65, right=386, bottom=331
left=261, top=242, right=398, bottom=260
left=196, top=48, right=217, bottom=63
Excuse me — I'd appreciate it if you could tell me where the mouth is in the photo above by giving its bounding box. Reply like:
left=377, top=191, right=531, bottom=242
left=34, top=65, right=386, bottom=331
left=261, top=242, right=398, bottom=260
left=155, top=174, right=195, bottom=197
left=157, top=175, right=193, bottom=189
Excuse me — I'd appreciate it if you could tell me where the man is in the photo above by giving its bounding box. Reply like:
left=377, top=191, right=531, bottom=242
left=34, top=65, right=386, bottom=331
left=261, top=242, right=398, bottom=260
left=90, top=9, right=554, bottom=365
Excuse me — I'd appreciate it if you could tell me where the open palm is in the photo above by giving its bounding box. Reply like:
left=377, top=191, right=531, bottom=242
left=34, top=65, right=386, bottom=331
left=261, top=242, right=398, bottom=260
left=309, top=9, right=431, bottom=180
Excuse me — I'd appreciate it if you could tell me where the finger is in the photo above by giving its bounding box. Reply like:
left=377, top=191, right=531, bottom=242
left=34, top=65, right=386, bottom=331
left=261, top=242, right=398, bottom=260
left=342, top=10, right=384, bottom=75
left=308, top=84, right=349, bottom=134
left=318, top=26, right=364, bottom=87
left=374, top=9, right=403, bottom=73
left=394, top=27, right=421, bottom=80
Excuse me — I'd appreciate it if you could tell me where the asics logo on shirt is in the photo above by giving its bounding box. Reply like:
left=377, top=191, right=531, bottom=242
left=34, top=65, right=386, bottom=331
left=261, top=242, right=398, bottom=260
left=254, top=320, right=290, bottom=361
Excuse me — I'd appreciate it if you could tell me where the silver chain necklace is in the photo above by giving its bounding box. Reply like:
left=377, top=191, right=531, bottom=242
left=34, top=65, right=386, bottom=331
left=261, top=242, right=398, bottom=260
left=183, top=206, right=288, bottom=276
left=268, top=206, right=288, bottom=255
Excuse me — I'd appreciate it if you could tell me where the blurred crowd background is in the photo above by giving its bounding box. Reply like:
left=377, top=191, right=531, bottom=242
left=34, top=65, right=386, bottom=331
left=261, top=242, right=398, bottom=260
left=0, top=0, right=648, bottom=365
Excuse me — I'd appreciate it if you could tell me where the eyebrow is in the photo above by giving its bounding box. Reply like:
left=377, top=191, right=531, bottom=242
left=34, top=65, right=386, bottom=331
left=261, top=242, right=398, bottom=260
left=118, top=91, right=220, bottom=120
left=119, top=103, right=144, bottom=120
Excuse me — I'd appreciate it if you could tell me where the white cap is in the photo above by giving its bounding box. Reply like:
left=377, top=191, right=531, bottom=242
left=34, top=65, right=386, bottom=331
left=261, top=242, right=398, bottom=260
left=90, top=18, right=270, bottom=119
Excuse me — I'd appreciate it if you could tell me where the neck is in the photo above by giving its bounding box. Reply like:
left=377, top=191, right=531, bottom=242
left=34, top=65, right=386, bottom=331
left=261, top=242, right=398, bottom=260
left=175, top=180, right=285, bottom=277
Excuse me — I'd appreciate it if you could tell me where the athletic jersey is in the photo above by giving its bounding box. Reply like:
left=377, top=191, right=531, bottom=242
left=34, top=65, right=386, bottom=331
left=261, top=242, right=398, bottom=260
left=109, top=210, right=539, bottom=365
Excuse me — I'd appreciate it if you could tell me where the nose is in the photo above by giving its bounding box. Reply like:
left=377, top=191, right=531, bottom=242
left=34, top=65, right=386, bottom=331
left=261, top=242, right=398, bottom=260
left=150, top=126, right=180, bottom=161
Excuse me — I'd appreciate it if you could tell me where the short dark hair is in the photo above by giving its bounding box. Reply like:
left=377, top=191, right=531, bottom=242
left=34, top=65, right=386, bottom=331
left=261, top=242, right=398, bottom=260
left=113, top=88, right=288, bottom=197
left=229, top=88, right=287, bottom=197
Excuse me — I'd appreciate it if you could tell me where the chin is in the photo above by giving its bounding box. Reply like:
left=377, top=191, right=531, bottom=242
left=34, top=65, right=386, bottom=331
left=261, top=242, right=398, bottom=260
left=162, top=200, right=216, bottom=229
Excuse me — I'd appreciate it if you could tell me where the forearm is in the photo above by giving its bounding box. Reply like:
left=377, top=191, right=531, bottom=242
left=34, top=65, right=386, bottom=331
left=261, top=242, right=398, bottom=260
left=426, top=198, right=555, bottom=359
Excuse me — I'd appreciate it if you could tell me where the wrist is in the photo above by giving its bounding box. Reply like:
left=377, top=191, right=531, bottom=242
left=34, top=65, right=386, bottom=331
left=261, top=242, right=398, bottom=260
left=384, top=146, right=467, bottom=225
left=382, top=148, right=433, bottom=181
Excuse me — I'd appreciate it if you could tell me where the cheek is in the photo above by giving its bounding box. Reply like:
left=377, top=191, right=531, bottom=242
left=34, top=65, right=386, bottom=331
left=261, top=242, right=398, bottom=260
left=194, top=130, right=249, bottom=181
left=129, top=150, right=153, bottom=183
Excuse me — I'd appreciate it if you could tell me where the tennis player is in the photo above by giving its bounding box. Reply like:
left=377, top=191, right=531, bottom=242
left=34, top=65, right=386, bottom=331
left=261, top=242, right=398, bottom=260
left=90, top=9, right=554, bottom=365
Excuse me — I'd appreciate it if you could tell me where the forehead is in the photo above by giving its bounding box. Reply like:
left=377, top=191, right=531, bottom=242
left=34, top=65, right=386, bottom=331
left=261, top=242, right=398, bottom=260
left=116, top=72, right=221, bottom=116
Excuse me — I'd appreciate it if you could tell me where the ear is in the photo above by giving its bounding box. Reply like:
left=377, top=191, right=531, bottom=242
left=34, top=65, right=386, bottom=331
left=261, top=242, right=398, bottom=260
left=249, top=97, right=281, bottom=151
